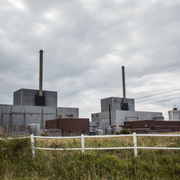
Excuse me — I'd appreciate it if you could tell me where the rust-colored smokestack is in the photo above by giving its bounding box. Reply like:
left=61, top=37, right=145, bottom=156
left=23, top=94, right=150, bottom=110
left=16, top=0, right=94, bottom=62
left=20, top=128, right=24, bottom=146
left=39, top=50, right=43, bottom=96
left=122, top=66, right=126, bottom=103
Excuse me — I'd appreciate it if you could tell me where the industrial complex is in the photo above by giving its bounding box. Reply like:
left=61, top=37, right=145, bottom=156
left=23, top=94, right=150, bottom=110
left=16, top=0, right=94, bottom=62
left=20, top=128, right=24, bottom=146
left=0, top=50, right=180, bottom=136
left=90, top=66, right=180, bottom=135
left=0, top=50, right=88, bottom=136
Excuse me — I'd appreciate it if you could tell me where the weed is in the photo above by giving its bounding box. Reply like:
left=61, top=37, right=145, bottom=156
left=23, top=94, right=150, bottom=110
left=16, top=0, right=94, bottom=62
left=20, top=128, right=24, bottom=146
left=0, top=135, right=180, bottom=179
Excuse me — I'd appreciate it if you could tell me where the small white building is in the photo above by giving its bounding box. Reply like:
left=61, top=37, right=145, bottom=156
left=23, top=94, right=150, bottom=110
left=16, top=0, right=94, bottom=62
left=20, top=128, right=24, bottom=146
left=168, top=108, right=180, bottom=121
left=89, top=121, right=99, bottom=135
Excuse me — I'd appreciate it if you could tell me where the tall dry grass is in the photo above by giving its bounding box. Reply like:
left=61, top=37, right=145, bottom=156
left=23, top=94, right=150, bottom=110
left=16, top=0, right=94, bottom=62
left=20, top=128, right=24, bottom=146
left=1, top=134, right=180, bottom=179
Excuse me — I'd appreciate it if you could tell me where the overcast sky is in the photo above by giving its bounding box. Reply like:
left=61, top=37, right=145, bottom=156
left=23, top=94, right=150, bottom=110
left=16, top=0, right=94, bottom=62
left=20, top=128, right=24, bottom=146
left=0, top=0, right=180, bottom=120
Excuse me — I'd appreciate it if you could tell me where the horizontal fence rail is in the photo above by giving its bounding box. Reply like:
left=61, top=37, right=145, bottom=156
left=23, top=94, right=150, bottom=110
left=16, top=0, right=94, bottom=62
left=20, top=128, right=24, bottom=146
left=1, top=134, right=180, bottom=157
left=0, top=136, right=30, bottom=152
left=0, top=136, right=30, bottom=140
left=30, top=133, right=180, bottom=157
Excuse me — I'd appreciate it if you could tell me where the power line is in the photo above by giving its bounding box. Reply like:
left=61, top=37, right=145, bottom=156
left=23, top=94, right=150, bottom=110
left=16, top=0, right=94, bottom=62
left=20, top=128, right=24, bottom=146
left=58, top=66, right=180, bottom=102
left=136, top=89, right=180, bottom=100
left=136, top=92, right=180, bottom=103
left=78, top=95, right=179, bottom=116
left=78, top=88, right=180, bottom=110
left=136, top=97, right=180, bottom=105
left=126, top=66, right=180, bottom=86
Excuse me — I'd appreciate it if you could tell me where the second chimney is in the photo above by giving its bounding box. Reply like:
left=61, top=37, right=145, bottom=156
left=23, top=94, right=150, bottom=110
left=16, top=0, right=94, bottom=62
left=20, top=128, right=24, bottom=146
left=121, top=66, right=128, bottom=110
left=122, top=66, right=126, bottom=103
left=39, top=50, right=43, bottom=96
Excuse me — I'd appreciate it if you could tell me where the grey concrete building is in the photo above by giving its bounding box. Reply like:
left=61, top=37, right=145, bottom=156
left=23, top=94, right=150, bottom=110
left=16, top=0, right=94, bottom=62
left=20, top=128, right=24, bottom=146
left=91, top=97, right=163, bottom=133
left=13, top=89, right=57, bottom=107
left=0, top=50, right=79, bottom=134
left=101, top=97, right=135, bottom=112
left=0, top=89, right=79, bottom=131
left=91, top=66, right=164, bottom=134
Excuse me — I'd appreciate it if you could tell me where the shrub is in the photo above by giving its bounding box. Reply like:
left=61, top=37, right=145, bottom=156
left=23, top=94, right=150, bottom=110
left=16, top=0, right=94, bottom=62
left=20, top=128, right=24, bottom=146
left=116, top=129, right=131, bottom=135
left=0, top=134, right=4, bottom=137
left=120, top=129, right=131, bottom=134
left=82, top=130, right=85, bottom=134
left=41, top=133, right=49, bottom=136
left=0, top=137, right=31, bottom=159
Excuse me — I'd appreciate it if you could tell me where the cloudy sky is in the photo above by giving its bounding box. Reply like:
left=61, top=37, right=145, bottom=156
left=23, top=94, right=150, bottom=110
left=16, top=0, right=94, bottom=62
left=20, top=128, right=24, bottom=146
left=0, top=0, right=180, bottom=120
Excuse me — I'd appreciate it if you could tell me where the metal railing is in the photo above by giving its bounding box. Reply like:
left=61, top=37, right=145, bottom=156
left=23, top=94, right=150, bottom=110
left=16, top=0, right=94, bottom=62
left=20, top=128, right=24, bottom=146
left=30, top=133, right=180, bottom=157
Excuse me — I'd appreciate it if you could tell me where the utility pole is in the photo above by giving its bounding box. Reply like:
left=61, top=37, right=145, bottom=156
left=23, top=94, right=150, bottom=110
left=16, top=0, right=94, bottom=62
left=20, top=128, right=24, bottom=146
left=109, top=104, right=111, bottom=127
left=41, top=108, right=44, bottom=129
left=9, top=106, right=13, bottom=132
left=24, top=110, right=26, bottom=126
left=56, top=108, right=58, bottom=129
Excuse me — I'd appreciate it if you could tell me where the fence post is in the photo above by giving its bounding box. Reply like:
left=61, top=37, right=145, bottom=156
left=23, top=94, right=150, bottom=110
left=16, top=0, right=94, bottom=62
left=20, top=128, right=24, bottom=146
left=81, top=134, right=85, bottom=153
left=30, top=134, right=35, bottom=157
left=133, top=132, right=138, bottom=157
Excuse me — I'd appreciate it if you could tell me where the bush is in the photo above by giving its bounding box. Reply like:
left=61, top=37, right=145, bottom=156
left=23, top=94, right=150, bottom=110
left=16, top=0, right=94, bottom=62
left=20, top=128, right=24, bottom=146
left=116, top=129, right=131, bottom=135
left=0, top=137, right=31, bottom=160
left=81, top=130, right=85, bottom=134
left=41, top=133, right=49, bottom=136
left=120, top=129, right=131, bottom=134
left=0, top=134, right=4, bottom=137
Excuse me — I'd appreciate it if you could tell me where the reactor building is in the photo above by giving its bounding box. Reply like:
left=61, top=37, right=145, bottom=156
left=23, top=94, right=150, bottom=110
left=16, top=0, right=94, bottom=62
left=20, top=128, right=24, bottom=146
left=91, top=66, right=164, bottom=134
left=0, top=50, right=79, bottom=135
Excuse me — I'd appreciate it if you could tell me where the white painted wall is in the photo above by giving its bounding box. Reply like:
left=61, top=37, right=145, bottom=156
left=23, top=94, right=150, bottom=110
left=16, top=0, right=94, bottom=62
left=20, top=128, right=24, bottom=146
left=168, top=110, right=180, bottom=121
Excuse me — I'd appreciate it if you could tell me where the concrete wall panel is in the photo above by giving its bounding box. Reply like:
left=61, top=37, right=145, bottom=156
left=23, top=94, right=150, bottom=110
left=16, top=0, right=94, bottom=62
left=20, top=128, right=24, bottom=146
left=13, top=89, right=57, bottom=107
left=101, top=97, right=135, bottom=112
left=0, top=104, right=79, bottom=130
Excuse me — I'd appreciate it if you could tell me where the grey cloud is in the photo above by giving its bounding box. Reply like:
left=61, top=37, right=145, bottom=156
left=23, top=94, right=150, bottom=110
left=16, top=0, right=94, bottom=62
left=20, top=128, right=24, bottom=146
left=0, top=0, right=180, bottom=119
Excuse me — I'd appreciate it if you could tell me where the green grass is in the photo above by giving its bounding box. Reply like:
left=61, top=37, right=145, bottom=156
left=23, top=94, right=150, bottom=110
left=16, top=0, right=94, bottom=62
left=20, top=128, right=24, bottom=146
left=1, top=135, right=180, bottom=179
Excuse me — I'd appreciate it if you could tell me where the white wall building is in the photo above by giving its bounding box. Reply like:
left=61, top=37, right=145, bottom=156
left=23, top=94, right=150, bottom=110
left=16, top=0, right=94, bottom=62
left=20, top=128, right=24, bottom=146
left=168, top=108, right=180, bottom=121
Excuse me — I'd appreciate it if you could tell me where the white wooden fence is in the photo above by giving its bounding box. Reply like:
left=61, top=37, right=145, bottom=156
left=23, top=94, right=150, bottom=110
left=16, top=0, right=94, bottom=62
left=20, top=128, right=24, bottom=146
left=30, top=133, right=180, bottom=157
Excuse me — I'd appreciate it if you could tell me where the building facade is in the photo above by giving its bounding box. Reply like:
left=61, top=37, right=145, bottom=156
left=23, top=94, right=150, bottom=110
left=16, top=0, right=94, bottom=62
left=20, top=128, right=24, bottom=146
left=123, top=120, right=180, bottom=133
left=168, top=108, right=180, bottom=121
left=0, top=89, right=79, bottom=132
left=46, top=118, right=89, bottom=136
left=91, top=97, right=163, bottom=133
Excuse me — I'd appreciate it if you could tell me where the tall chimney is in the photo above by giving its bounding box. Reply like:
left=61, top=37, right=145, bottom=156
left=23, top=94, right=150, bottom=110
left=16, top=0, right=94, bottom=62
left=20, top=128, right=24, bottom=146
left=39, top=50, right=43, bottom=96
left=122, top=66, right=126, bottom=103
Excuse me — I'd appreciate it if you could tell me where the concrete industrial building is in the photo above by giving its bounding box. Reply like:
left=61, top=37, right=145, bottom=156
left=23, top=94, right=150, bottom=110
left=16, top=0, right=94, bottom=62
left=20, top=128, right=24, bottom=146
left=13, top=89, right=58, bottom=107
left=91, top=66, right=164, bottom=134
left=91, top=97, right=163, bottom=133
left=0, top=50, right=79, bottom=135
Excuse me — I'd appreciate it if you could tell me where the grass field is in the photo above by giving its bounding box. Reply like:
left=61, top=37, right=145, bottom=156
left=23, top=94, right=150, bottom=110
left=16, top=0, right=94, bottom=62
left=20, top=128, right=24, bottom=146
left=1, top=134, right=180, bottom=179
